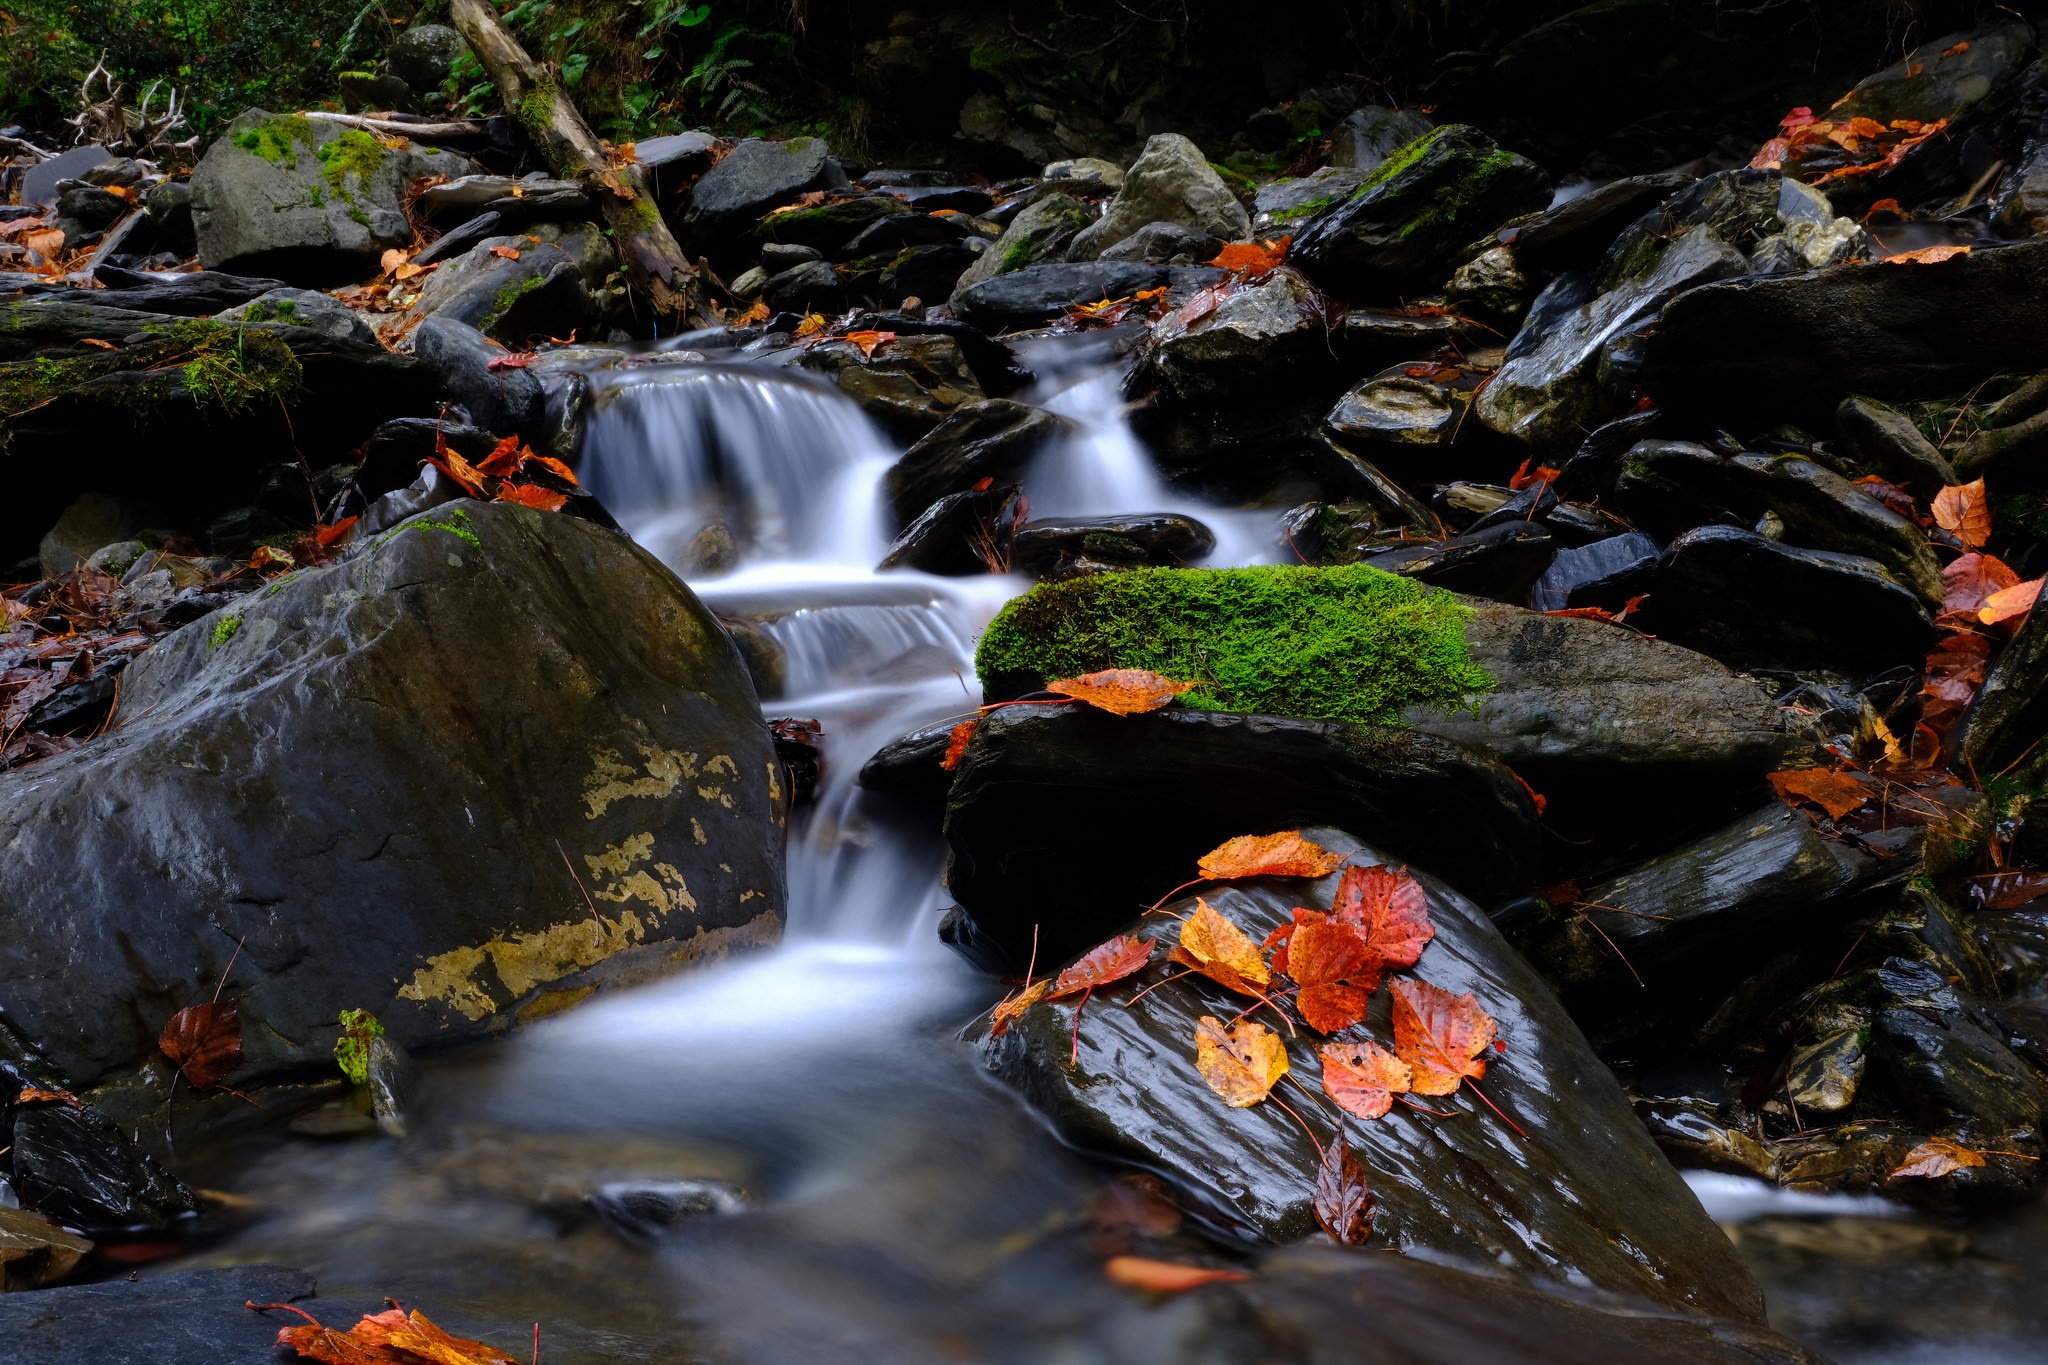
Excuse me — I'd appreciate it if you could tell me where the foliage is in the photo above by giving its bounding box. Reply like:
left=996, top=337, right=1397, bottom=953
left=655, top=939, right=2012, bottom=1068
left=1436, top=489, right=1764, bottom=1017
left=335, top=1008, right=386, bottom=1084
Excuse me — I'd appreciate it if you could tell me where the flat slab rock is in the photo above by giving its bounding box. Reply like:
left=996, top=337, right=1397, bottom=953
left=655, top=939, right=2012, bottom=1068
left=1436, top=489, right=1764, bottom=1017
left=972, top=828, right=1767, bottom=1323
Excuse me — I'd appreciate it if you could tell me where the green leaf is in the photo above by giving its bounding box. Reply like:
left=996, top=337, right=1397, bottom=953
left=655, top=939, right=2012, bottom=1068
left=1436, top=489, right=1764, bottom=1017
left=334, top=1008, right=385, bottom=1086
left=563, top=51, right=590, bottom=84
left=676, top=3, right=711, bottom=26
left=643, top=45, right=663, bottom=60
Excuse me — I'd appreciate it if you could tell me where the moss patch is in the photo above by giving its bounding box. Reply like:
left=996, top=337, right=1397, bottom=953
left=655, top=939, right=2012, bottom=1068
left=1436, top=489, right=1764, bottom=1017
left=0, top=321, right=301, bottom=420
left=209, top=612, right=243, bottom=650
left=232, top=113, right=317, bottom=168
left=482, top=271, right=551, bottom=331
left=975, top=564, right=1493, bottom=726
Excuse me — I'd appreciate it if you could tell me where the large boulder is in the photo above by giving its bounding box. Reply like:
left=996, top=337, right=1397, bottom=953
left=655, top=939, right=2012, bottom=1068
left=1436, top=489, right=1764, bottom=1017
left=0, top=503, right=784, bottom=1139
left=191, top=110, right=479, bottom=282
left=1132, top=268, right=1336, bottom=402
left=1289, top=125, right=1549, bottom=299
left=1065, top=134, right=1250, bottom=261
left=882, top=398, right=1071, bottom=525
left=974, top=829, right=1769, bottom=1323
left=684, top=136, right=831, bottom=234
left=380, top=230, right=606, bottom=347
left=947, top=192, right=1095, bottom=304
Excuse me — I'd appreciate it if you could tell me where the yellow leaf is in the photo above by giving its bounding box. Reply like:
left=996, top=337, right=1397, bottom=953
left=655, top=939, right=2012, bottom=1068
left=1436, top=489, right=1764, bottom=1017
left=1171, top=897, right=1271, bottom=993
left=1194, top=1015, right=1288, bottom=1107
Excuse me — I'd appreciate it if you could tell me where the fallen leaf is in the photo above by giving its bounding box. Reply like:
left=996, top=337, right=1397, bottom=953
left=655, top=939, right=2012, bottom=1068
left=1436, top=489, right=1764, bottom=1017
left=1045, top=668, right=1196, bottom=716
left=793, top=313, right=828, bottom=338
left=1862, top=197, right=1904, bottom=222
left=1969, top=870, right=2048, bottom=910
left=1508, top=459, right=1561, bottom=491
left=483, top=352, right=532, bottom=372
left=843, top=329, right=895, bottom=360
left=1050, top=934, right=1154, bottom=999
left=493, top=483, right=570, bottom=512
left=1889, top=1136, right=1987, bottom=1180
left=1194, top=1014, right=1289, bottom=1107
left=79, top=337, right=118, bottom=350
left=1313, top=1134, right=1375, bottom=1244
left=380, top=248, right=409, bottom=275
left=1886, top=244, right=1971, bottom=265
left=1170, top=897, right=1272, bottom=995
left=1942, top=40, right=1971, bottom=58
left=334, top=1008, right=385, bottom=1085
left=356, top=1308, right=521, bottom=1365
left=272, top=1320, right=402, bottom=1364
left=21, top=228, right=64, bottom=259
left=1282, top=913, right=1377, bottom=1033
left=1332, top=863, right=1433, bottom=971
left=1390, top=978, right=1495, bottom=1097
left=314, top=516, right=359, bottom=549
left=526, top=453, right=579, bottom=486
left=1980, top=577, right=2044, bottom=626
left=1941, top=551, right=2019, bottom=614
left=1853, top=473, right=1920, bottom=521
left=939, top=717, right=979, bottom=771
left=1196, top=830, right=1341, bottom=882
left=1767, top=767, right=1874, bottom=821
left=988, top=977, right=1049, bottom=1037
left=1103, top=1255, right=1248, bottom=1292
left=1207, top=237, right=1290, bottom=279
left=425, top=435, right=490, bottom=498
left=15, top=1087, right=82, bottom=1106
left=734, top=299, right=771, bottom=325
left=160, top=1002, right=241, bottom=1089
left=1530, top=879, right=1582, bottom=908
left=475, top=434, right=528, bottom=477
left=1318, top=1039, right=1412, bottom=1121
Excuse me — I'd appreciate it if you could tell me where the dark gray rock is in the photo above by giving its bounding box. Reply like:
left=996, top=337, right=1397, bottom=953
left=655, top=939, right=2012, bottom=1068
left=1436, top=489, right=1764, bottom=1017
left=56, top=183, right=128, bottom=231
left=1994, top=132, right=2048, bottom=238
left=954, top=261, right=1224, bottom=329
left=386, top=23, right=466, bottom=91
left=793, top=334, right=984, bottom=440
left=1011, top=513, right=1215, bottom=577
left=1328, top=106, right=1434, bottom=173
left=686, top=136, right=831, bottom=234
left=1510, top=172, right=1696, bottom=273
left=393, top=235, right=598, bottom=346
left=1836, top=394, right=1957, bottom=494
left=752, top=194, right=910, bottom=252
left=1066, top=134, right=1249, bottom=261
left=1644, top=525, right=1936, bottom=674
left=0, top=504, right=783, bottom=1146
left=892, top=185, right=995, bottom=214
left=845, top=210, right=973, bottom=256
left=1530, top=531, right=1660, bottom=611
left=218, top=286, right=377, bottom=344
left=409, top=209, right=506, bottom=266
left=974, top=829, right=1767, bottom=1323
left=21, top=145, right=108, bottom=208
left=81, top=265, right=291, bottom=316
left=1290, top=125, right=1549, bottom=299
left=37, top=492, right=162, bottom=577
left=759, top=241, right=823, bottom=273
left=942, top=707, right=1539, bottom=969
left=761, top=259, right=846, bottom=314
left=883, top=398, right=1071, bottom=526
left=411, top=315, right=543, bottom=435
left=856, top=718, right=956, bottom=813
left=877, top=243, right=978, bottom=305
left=1875, top=1007, right=2044, bottom=1134
left=1251, top=166, right=1366, bottom=234
left=947, top=193, right=1094, bottom=303
left=1135, top=268, right=1332, bottom=402
left=877, top=484, right=1019, bottom=576
left=0, top=1264, right=321, bottom=1364
left=1953, top=370, right=2048, bottom=481
left=143, top=178, right=195, bottom=251
left=1324, top=364, right=1483, bottom=448
left=1358, top=520, right=1556, bottom=603
left=1948, top=583, right=2048, bottom=776
left=1096, top=220, right=1223, bottom=263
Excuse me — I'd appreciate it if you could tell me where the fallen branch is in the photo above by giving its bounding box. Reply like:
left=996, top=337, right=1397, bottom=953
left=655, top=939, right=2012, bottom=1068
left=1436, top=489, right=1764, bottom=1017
left=301, top=111, right=494, bottom=144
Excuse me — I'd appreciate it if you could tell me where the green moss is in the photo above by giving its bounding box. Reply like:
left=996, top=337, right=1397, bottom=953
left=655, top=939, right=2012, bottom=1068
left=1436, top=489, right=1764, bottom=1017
left=0, top=321, right=300, bottom=420
left=171, top=321, right=304, bottom=414
left=210, top=612, right=242, bottom=650
left=232, top=113, right=317, bottom=168
left=1268, top=195, right=1335, bottom=225
left=1350, top=126, right=1445, bottom=201
left=334, top=1008, right=385, bottom=1085
left=409, top=507, right=483, bottom=550
left=482, top=271, right=551, bottom=331
left=1399, top=149, right=1525, bottom=240
left=975, top=564, right=1493, bottom=726
left=998, top=239, right=1035, bottom=273
left=516, top=78, right=558, bottom=142
left=1208, top=161, right=1256, bottom=201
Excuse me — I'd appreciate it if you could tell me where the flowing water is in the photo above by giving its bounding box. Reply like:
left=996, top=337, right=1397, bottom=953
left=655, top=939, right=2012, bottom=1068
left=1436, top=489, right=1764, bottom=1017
left=183, top=347, right=2047, bottom=1362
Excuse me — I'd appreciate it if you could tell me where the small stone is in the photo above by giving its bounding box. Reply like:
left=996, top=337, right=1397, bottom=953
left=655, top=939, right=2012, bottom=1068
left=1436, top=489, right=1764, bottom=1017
left=1786, top=1029, right=1868, bottom=1113
left=1042, top=156, right=1124, bottom=189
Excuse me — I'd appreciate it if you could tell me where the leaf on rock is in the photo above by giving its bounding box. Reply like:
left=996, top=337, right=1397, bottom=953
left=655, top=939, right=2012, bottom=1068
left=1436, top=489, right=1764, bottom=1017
left=1332, top=864, right=1433, bottom=970
left=1169, top=898, right=1272, bottom=995
left=1045, top=668, right=1196, bottom=716
left=988, top=977, right=1049, bottom=1037
left=1194, top=1015, right=1289, bottom=1107
left=1050, top=934, right=1154, bottom=999
left=1207, top=237, right=1290, bottom=280
left=1889, top=1136, right=1987, bottom=1180
left=1932, top=478, right=1992, bottom=547
left=475, top=435, right=528, bottom=478
left=939, top=717, right=979, bottom=771
left=1313, top=1134, right=1375, bottom=1245
left=1980, top=577, right=2044, bottom=627
left=1853, top=473, right=1921, bottom=521
left=159, top=1002, right=241, bottom=1089
left=1283, top=913, right=1378, bottom=1033
left=1103, top=1255, right=1248, bottom=1292
left=1767, top=767, right=1874, bottom=821
left=357, top=1308, right=523, bottom=1365
left=1943, top=551, right=2020, bottom=616
left=1390, top=978, right=1495, bottom=1097
left=1196, top=830, right=1341, bottom=882
left=844, top=329, right=896, bottom=360
left=492, top=482, right=571, bottom=512
left=1318, top=1040, right=1412, bottom=1121
left=273, top=1322, right=403, bottom=1364
left=314, top=516, right=359, bottom=549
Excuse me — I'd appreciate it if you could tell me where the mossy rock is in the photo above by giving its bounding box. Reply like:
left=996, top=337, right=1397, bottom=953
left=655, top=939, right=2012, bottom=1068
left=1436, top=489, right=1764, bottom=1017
left=0, top=319, right=302, bottom=423
left=751, top=196, right=911, bottom=252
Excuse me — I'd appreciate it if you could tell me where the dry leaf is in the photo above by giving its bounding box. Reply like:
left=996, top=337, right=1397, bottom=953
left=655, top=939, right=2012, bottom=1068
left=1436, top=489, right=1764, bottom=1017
left=793, top=313, right=828, bottom=338
left=1981, top=577, right=2044, bottom=626
left=1890, top=1136, right=1987, bottom=1180
left=1169, top=897, right=1271, bottom=996
left=1196, top=830, right=1341, bottom=882
left=1103, top=1255, right=1247, bottom=1292
left=79, top=337, right=118, bottom=350
left=21, top=228, right=65, bottom=259
left=1194, top=1015, right=1288, bottom=1107
left=1049, top=934, right=1154, bottom=999
left=1767, top=767, right=1874, bottom=821
left=379, top=247, right=409, bottom=275
left=1318, top=1039, right=1412, bottom=1121
left=1313, top=1134, right=1374, bottom=1245
left=159, top=1002, right=241, bottom=1089
left=487, top=245, right=521, bottom=260
left=1045, top=668, right=1196, bottom=716
left=988, top=977, right=1049, bottom=1037
left=1389, top=978, right=1495, bottom=1097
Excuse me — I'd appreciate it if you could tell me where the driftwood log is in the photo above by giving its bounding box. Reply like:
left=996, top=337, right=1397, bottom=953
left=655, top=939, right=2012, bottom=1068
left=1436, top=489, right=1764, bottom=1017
left=448, top=0, right=713, bottom=325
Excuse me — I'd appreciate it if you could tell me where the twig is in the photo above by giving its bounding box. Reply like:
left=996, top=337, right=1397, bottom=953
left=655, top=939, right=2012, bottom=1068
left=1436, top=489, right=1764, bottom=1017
left=1571, top=905, right=1645, bottom=988
left=553, top=837, right=603, bottom=934
left=1270, top=1094, right=1325, bottom=1161
left=1463, top=1078, right=1527, bottom=1139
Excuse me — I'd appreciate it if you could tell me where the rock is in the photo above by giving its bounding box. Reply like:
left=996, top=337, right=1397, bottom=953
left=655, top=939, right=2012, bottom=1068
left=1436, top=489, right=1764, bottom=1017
left=365, top=1034, right=417, bottom=1138
left=191, top=109, right=479, bottom=282
left=856, top=719, right=955, bottom=815
left=942, top=709, right=1537, bottom=969
left=84, top=264, right=293, bottom=316
left=6, top=1069, right=199, bottom=1234
left=728, top=265, right=769, bottom=298
left=55, top=183, right=128, bottom=231
left=877, top=243, right=979, bottom=305
left=759, top=241, right=823, bottom=273
left=1291, top=125, right=1549, bottom=299
left=0, top=1264, right=329, bottom=1363
left=386, top=23, right=467, bottom=91
left=753, top=195, right=910, bottom=253
left=1612, top=440, right=1943, bottom=605
left=218, top=286, right=378, bottom=345
left=973, top=829, right=1765, bottom=1322
left=1509, top=172, right=1696, bottom=274
left=1358, top=521, right=1556, bottom=602
left=20, top=145, right=107, bottom=208
left=954, top=261, right=1226, bottom=329
left=1994, top=135, right=2048, bottom=237
left=143, top=179, right=196, bottom=251
left=1011, top=513, right=1215, bottom=577
left=1042, top=155, right=1124, bottom=189
left=633, top=130, right=718, bottom=179
left=37, top=492, right=161, bottom=577
left=761, top=259, right=846, bottom=314
left=0, top=1206, right=92, bottom=1291
left=390, top=235, right=600, bottom=347
left=844, top=210, right=973, bottom=256
left=1787, top=1029, right=1867, bottom=1113
left=686, top=136, right=831, bottom=234
left=1644, top=238, right=2048, bottom=429
left=882, top=398, right=1070, bottom=525
left=793, top=333, right=984, bottom=440
left=1328, top=106, right=1435, bottom=173
left=411, top=316, right=543, bottom=436
left=1953, top=370, right=2048, bottom=481
left=947, top=192, right=1095, bottom=303
left=1875, top=1007, right=2043, bottom=1134
left=1644, top=525, right=1936, bottom=674
left=1323, top=364, right=1483, bottom=448
left=1947, top=582, right=2048, bottom=775
left=1066, top=134, right=1249, bottom=261
left=412, top=174, right=591, bottom=227
left=877, top=484, right=1019, bottom=576
left=1135, top=268, right=1333, bottom=402
left=1529, top=529, right=1661, bottom=611
left=1835, top=394, right=1958, bottom=494
left=1096, top=221, right=1223, bottom=264
left=0, top=503, right=783, bottom=1138
left=1251, top=166, right=1366, bottom=234
left=589, top=1178, right=746, bottom=1243
left=1445, top=243, right=1530, bottom=322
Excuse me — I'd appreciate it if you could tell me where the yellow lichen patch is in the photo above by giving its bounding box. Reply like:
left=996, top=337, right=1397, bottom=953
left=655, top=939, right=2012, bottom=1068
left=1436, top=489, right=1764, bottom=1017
left=397, top=944, right=497, bottom=1022
left=583, top=831, right=698, bottom=916
left=582, top=741, right=704, bottom=819
left=517, top=984, right=596, bottom=1024
left=486, top=909, right=656, bottom=997
left=584, top=831, right=656, bottom=879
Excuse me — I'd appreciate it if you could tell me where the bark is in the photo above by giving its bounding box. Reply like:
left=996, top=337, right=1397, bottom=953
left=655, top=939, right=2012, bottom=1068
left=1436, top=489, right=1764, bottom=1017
left=448, top=0, right=713, bottom=326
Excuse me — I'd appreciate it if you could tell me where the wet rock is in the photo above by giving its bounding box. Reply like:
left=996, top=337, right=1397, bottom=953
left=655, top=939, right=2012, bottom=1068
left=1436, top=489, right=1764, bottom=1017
left=1096, top=221, right=1223, bottom=264
left=1312, top=435, right=1444, bottom=531
left=411, top=316, right=543, bottom=436
left=386, top=23, right=466, bottom=90
left=1947, top=586, right=2048, bottom=776
left=0, top=1206, right=92, bottom=1291
left=0, top=504, right=784, bottom=1142
left=8, top=1094, right=200, bottom=1235
left=1066, top=134, right=1249, bottom=261
left=365, top=1034, right=417, bottom=1139
left=1324, top=364, right=1483, bottom=448
left=856, top=720, right=955, bottom=813
left=1252, top=166, right=1365, bottom=234
left=1357, top=521, right=1556, bottom=602
left=753, top=195, right=910, bottom=253
left=1328, top=106, right=1434, bottom=173
left=78, top=264, right=290, bottom=316
left=0, top=1264, right=324, bottom=1363
left=589, top=1178, right=746, bottom=1244
left=1787, top=1029, right=1868, bottom=1113
left=877, top=485, right=1019, bottom=576
left=1011, top=513, right=1215, bottom=577
left=37, top=493, right=162, bottom=578
left=1646, top=238, right=2048, bottom=428
left=947, top=193, right=1094, bottom=304
left=877, top=243, right=979, bottom=306
left=1875, top=1008, right=2043, bottom=1135
left=685, top=136, right=831, bottom=235
left=974, top=829, right=1767, bottom=1322
left=1290, top=125, right=1549, bottom=299
left=953, top=261, right=1225, bottom=329
left=942, top=709, right=1538, bottom=968
left=1445, top=243, right=1530, bottom=323
left=882, top=398, right=1069, bottom=526
left=21, top=145, right=108, bottom=208
left=794, top=333, right=984, bottom=440
left=1994, top=135, right=2048, bottom=238
left=1835, top=394, right=1957, bottom=494
left=218, top=286, right=378, bottom=345
left=1509, top=172, right=1695, bottom=274
left=844, top=209, right=974, bottom=257
left=143, top=179, right=195, bottom=252
left=1135, top=268, right=1331, bottom=402
left=1645, top=526, right=1935, bottom=674
left=761, top=259, right=846, bottom=314
left=1613, top=440, right=1942, bottom=605
left=1530, top=530, right=1660, bottom=610
left=386, top=234, right=599, bottom=347
left=191, top=109, right=479, bottom=282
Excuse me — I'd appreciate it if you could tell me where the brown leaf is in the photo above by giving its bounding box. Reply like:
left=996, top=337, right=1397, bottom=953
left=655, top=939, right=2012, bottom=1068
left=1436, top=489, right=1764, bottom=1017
left=1332, top=864, right=1433, bottom=971
left=939, top=717, right=979, bottom=771
left=160, top=1002, right=241, bottom=1088
left=1170, top=898, right=1271, bottom=996
left=1767, top=767, right=1874, bottom=821
left=15, top=1087, right=82, bottom=1106
left=1313, top=1134, right=1375, bottom=1245
left=475, top=434, right=528, bottom=477
left=988, top=978, right=1049, bottom=1037
left=379, top=248, right=409, bottom=275
left=1282, top=913, right=1377, bottom=1033
left=1045, top=668, right=1196, bottom=716
left=1318, top=1040, right=1412, bottom=1121
left=1889, top=1136, right=1987, bottom=1180
left=1943, top=551, right=2020, bottom=616
left=487, top=245, right=521, bottom=260
left=1932, top=478, right=1992, bottom=548
left=843, top=328, right=895, bottom=360
left=1390, top=978, right=1494, bottom=1097
left=1194, top=1014, right=1288, bottom=1107
left=1196, top=830, right=1341, bottom=881
left=21, top=228, right=65, bottom=259
left=1103, top=1255, right=1248, bottom=1293
left=79, top=337, right=118, bottom=350
left=1207, top=237, right=1290, bottom=280
left=1050, top=934, right=1154, bottom=999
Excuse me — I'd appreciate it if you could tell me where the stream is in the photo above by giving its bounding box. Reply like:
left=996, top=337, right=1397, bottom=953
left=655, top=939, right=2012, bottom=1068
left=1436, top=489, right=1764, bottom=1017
left=180, top=345, right=2048, bottom=1363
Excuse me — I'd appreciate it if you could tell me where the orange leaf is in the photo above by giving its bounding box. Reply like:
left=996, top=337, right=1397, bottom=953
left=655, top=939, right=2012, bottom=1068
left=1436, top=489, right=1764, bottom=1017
left=1508, top=459, right=1562, bottom=491
left=159, top=1002, right=241, bottom=1089
left=1193, top=1014, right=1288, bottom=1107
left=487, top=245, right=521, bottom=260
left=1103, top=1255, right=1247, bottom=1293
left=380, top=248, right=409, bottom=275
left=1980, top=577, right=2044, bottom=626
left=475, top=434, right=527, bottom=477
left=1170, top=897, right=1271, bottom=995
left=1195, top=830, right=1341, bottom=881
left=1206, top=237, right=1290, bottom=279
left=493, top=482, right=570, bottom=512
left=1889, top=1136, right=1986, bottom=1180
left=314, top=516, right=358, bottom=549
left=988, top=977, right=1049, bottom=1037
left=1942, top=40, right=1971, bottom=58
left=843, top=329, right=896, bottom=360
left=1049, top=933, right=1154, bottom=999
left=1318, top=1039, right=1412, bottom=1121
left=1943, top=551, right=2020, bottom=615
left=1932, top=478, right=1991, bottom=548
left=273, top=1323, right=408, bottom=1364
left=79, top=337, right=118, bottom=350
left=1045, top=668, right=1196, bottom=716
left=734, top=299, right=771, bottom=325
left=15, top=1087, right=82, bottom=1106
left=1389, top=978, right=1494, bottom=1097
left=793, top=313, right=828, bottom=338
left=1767, top=768, right=1874, bottom=821
left=939, top=717, right=979, bottom=771
left=1313, top=1133, right=1375, bottom=1245
left=393, top=262, right=426, bottom=281
left=426, top=441, right=489, bottom=498
left=366, top=1310, right=521, bottom=1365
left=1886, top=244, right=1970, bottom=265
left=1862, top=198, right=1904, bottom=222
left=1283, top=913, right=1378, bottom=1033
left=1331, top=864, right=1434, bottom=971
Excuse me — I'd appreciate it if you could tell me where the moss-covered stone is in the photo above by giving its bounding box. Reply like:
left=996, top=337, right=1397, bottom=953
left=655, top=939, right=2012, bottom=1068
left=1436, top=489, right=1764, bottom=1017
left=315, top=129, right=386, bottom=216
left=0, top=321, right=302, bottom=421
left=975, top=563, right=1492, bottom=725
left=231, top=113, right=317, bottom=169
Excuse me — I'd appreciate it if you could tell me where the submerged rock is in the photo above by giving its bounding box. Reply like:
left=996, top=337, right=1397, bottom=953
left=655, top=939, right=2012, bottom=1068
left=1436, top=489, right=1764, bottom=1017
left=1323, top=363, right=1484, bottom=448
left=1010, top=513, right=1215, bottom=577
left=883, top=398, right=1070, bottom=526
left=974, top=829, right=1768, bottom=1322
left=0, top=1265, right=326, bottom=1364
